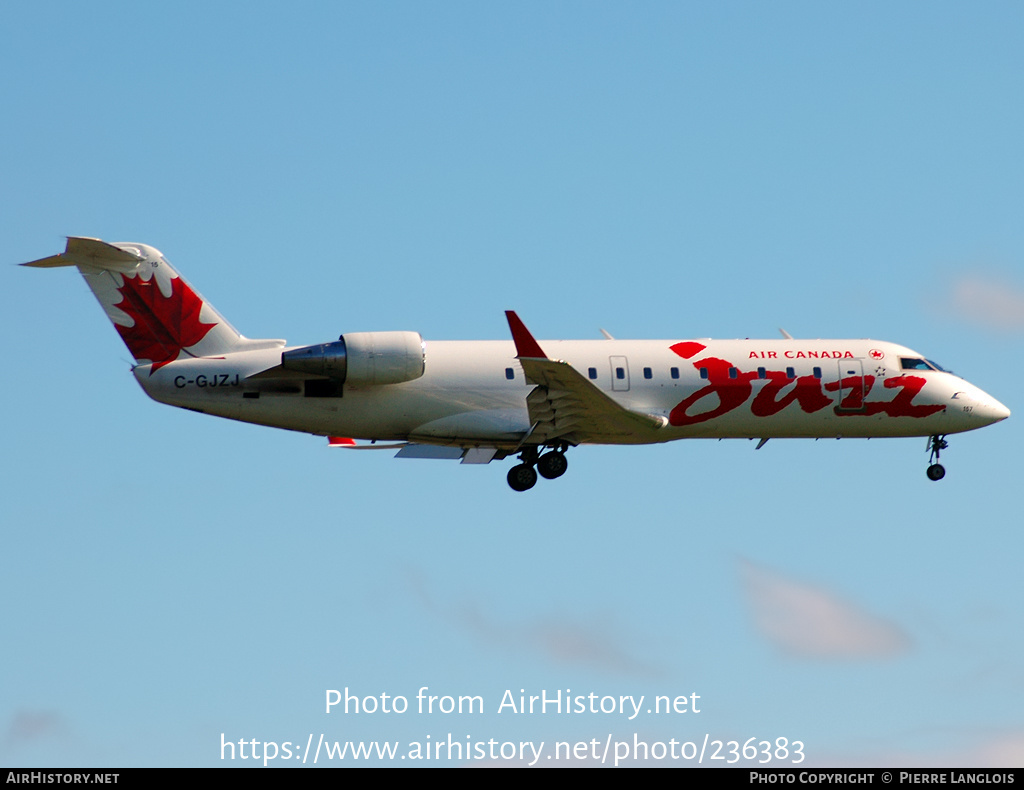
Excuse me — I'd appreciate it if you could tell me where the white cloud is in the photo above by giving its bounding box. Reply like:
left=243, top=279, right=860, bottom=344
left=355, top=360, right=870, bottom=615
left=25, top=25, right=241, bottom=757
left=407, top=569, right=663, bottom=677
left=740, top=559, right=912, bottom=659
left=949, top=274, right=1024, bottom=332
left=2, top=710, right=68, bottom=750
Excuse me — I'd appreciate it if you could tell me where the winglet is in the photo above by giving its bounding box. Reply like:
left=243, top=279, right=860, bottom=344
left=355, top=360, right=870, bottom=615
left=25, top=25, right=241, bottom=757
left=505, top=311, right=548, bottom=359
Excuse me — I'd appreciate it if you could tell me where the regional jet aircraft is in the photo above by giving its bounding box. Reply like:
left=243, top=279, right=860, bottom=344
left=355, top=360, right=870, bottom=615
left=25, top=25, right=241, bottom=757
left=23, top=238, right=1010, bottom=491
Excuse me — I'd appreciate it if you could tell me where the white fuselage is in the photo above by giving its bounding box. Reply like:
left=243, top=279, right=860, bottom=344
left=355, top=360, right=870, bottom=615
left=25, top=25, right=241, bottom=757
left=134, top=336, right=1009, bottom=448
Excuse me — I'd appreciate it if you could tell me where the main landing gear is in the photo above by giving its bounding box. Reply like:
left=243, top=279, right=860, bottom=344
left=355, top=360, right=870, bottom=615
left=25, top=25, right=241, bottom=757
left=926, top=434, right=949, bottom=481
left=506, top=445, right=569, bottom=492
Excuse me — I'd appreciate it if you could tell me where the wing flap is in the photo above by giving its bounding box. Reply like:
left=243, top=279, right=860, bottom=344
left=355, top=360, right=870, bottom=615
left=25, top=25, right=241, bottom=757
left=395, top=445, right=464, bottom=460
left=505, top=311, right=667, bottom=444
left=521, top=356, right=665, bottom=440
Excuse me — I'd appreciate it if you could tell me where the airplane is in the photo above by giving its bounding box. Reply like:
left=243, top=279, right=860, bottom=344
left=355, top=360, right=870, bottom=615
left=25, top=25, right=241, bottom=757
left=23, top=237, right=1010, bottom=491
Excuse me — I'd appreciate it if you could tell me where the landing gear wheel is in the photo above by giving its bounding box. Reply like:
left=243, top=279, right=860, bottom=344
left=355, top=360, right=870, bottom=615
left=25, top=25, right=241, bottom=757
left=926, top=463, right=946, bottom=481
left=507, top=463, right=538, bottom=492
left=537, top=451, right=568, bottom=480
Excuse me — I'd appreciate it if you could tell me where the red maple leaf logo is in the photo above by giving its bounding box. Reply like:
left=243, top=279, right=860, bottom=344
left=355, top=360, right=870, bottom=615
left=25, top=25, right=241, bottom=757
left=113, top=273, right=217, bottom=372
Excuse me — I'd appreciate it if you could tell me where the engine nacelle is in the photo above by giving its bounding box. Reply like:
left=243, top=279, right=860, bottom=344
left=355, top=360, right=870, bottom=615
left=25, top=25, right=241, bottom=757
left=281, top=331, right=425, bottom=386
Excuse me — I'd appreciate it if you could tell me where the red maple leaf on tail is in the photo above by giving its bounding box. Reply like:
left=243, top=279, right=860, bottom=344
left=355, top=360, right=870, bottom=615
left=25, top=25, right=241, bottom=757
left=113, top=274, right=217, bottom=372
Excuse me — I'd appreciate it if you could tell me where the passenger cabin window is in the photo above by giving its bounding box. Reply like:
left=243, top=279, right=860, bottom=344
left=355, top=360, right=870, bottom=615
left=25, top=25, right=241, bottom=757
left=670, top=367, right=679, bottom=379
left=505, top=367, right=514, bottom=380
left=728, top=367, right=738, bottom=379
left=699, top=367, right=708, bottom=379
left=786, top=367, right=795, bottom=378
left=757, top=367, right=766, bottom=379
left=643, top=367, right=652, bottom=379
left=588, top=367, right=598, bottom=380
left=813, top=367, right=822, bottom=379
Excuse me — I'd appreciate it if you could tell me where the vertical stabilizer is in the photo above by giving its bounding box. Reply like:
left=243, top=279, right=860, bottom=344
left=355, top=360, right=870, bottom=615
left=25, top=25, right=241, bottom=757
left=22, top=237, right=283, bottom=371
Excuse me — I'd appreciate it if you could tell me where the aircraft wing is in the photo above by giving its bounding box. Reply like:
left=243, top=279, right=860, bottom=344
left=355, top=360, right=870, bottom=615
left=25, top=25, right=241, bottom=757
left=505, top=311, right=667, bottom=445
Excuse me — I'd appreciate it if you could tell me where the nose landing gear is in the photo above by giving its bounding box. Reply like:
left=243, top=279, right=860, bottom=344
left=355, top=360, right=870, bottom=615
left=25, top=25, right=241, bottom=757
left=926, top=434, right=948, bottom=481
left=506, top=445, right=569, bottom=491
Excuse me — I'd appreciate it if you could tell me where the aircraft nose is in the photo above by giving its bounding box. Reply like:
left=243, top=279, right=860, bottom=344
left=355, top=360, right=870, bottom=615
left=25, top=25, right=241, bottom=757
left=982, top=397, right=1011, bottom=423
left=970, top=392, right=1011, bottom=425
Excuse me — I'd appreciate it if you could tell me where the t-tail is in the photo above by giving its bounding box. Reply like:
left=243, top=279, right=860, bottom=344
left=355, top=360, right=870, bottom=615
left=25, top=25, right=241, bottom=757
left=22, top=237, right=284, bottom=371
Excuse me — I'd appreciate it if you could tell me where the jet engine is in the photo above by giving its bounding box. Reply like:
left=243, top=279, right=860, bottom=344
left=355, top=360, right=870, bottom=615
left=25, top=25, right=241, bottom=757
left=281, top=331, right=425, bottom=386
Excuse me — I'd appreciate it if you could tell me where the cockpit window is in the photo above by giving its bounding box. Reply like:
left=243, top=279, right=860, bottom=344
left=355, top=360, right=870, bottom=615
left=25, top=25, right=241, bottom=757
left=900, top=357, right=947, bottom=372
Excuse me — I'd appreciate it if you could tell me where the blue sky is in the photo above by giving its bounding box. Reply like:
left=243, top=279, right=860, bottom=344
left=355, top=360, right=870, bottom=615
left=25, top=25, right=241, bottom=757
left=2, top=1, right=1023, bottom=767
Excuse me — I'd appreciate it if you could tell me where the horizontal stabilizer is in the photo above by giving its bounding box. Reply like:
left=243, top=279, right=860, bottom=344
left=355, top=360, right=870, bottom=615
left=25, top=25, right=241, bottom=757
left=21, top=237, right=145, bottom=273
